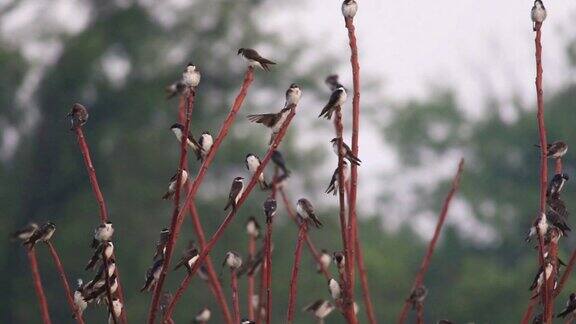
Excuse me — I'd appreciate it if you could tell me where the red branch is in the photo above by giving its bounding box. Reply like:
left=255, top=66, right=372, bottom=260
left=286, top=223, right=307, bottom=323
left=397, top=158, right=465, bottom=324
left=264, top=216, right=273, bottom=324
left=416, top=303, right=424, bottom=324
left=247, top=235, right=256, bottom=320
left=46, top=242, right=85, bottom=324
left=163, top=104, right=297, bottom=321
left=27, top=248, right=52, bottom=324
left=521, top=299, right=539, bottom=324
left=231, top=269, right=241, bottom=324
left=352, top=212, right=376, bottom=324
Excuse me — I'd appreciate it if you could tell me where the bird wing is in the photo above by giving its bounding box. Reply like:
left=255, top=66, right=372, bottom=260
left=247, top=113, right=279, bottom=127
left=301, top=199, right=315, bottom=216
left=325, top=89, right=343, bottom=109
left=229, top=181, right=243, bottom=200
left=303, top=300, right=324, bottom=312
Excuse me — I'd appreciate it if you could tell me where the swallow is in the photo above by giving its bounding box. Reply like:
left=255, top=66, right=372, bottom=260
left=557, top=293, right=576, bottom=318
left=331, top=138, right=361, bottom=165
left=408, top=286, right=428, bottom=309
left=241, top=320, right=256, bottom=324
left=66, top=103, right=89, bottom=130
left=86, top=259, right=116, bottom=290
left=173, top=243, right=199, bottom=273
left=153, top=228, right=170, bottom=262
left=264, top=197, right=277, bottom=223
left=319, top=84, right=347, bottom=119
left=536, top=141, right=567, bottom=159
left=326, top=161, right=350, bottom=195
left=237, top=48, right=276, bottom=71
left=223, top=251, right=243, bottom=270
left=529, top=259, right=554, bottom=297
left=296, top=198, right=322, bottom=228
left=325, top=74, right=340, bottom=91
left=162, top=169, right=189, bottom=200
left=317, top=249, right=332, bottom=273
left=182, top=63, right=201, bottom=88
left=246, top=216, right=261, bottom=239
left=194, top=307, right=211, bottom=323
left=224, top=177, right=244, bottom=212
left=86, top=241, right=114, bottom=270
left=328, top=278, right=342, bottom=300
left=548, top=173, right=569, bottom=198
left=24, top=222, right=56, bottom=250
left=141, top=258, right=164, bottom=292
left=170, top=123, right=202, bottom=159
left=108, top=298, right=123, bottom=324
left=547, top=197, right=571, bottom=235
left=247, top=107, right=292, bottom=145
left=83, top=274, right=118, bottom=303
left=165, top=80, right=185, bottom=100
left=238, top=245, right=265, bottom=277
left=333, top=251, right=345, bottom=271
left=245, top=154, right=269, bottom=190
left=303, top=299, right=335, bottom=320
left=525, top=213, right=549, bottom=243
left=92, top=221, right=114, bottom=249
left=341, top=0, right=358, bottom=18
left=11, top=222, right=38, bottom=241
left=73, top=279, right=87, bottom=317
left=271, top=150, right=290, bottom=177
left=531, top=0, right=547, bottom=31
left=198, top=131, right=213, bottom=161
left=198, top=264, right=210, bottom=282
left=285, top=83, right=302, bottom=108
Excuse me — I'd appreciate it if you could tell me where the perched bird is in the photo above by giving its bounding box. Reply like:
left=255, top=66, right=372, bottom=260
left=536, top=141, right=568, bottom=159
left=263, top=197, right=277, bottom=223
left=531, top=0, right=547, bottom=31
left=328, top=278, right=342, bottom=300
left=408, top=286, right=428, bottom=309
left=173, top=243, right=199, bottom=273
left=241, top=319, right=256, bottom=324
left=223, top=251, right=243, bottom=270
left=317, top=249, right=332, bottom=273
left=162, top=170, right=189, bottom=200
left=331, top=138, right=361, bottom=166
left=224, top=177, right=244, bottom=212
left=547, top=197, right=571, bottom=235
left=271, top=150, right=290, bottom=177
left=237, top=48, right=276, bottom=71
left=73, top=279, right=87, bottom=318
left=296, top=198, right=323, bottom=228
left=11, top=223, right=38, bottom=241
left=333, top=252, right=346, bottom=271
left=325, top=74, right=340, bottom=91
left=341, top=0, right=358, bottom=18
left=86, top=259, right=116, bottom=290
left=548, top=173, right=569, bottom=198
left=325, top=161, right=350, bottom=195
left=66, top=103, right=89, bottom=130
left=245, top=154, right=269, bottom=190
left=525, top=213, right=549, bottom=243
left=246, top=216, right=261, bottom=239
left=24, top=222, right=56, bottom=250
left=83, top=274, right=118, bottom=303
left=285, top=83, right=302, bottom=108
left=91, top=221, right=114, bottom=249
left=529, top=259, right=554, bottom=298
left=108, top=298, right=123, bottom=324
left=319, top=84, right=347, bottom=119
left=153, top=228, right=170, bottom=262
left=141, top=258, right=164, bottom=292
left=557, top=293, right=576, bottom=318
left=165, top=80, right=185, bottom=99
left=86, top=241, right=114, bottom=271
left=247, top=107, right=292, bottom=145
left=182, top=63, right=201, bottom=88
left=198, top=131, right=213, bottom=161
left=303, top=299, right=335, bottom=321
left=170, top=123, right=202, bottom=159
left=194, top=307, right=211, bottom=323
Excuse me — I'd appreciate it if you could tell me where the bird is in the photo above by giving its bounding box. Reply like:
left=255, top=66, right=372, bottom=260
left=536, top=141, right=568, bottom=159
left=531, top=0, right=547, bottom=31
left=317, top=249, right=332, bottom=273
left=547, top=197, right=571, bottom=235
left=237, top=48, right=276, bottom=71
left=173, top=243, right=199, bottom=273
left=525, top=213, right=549, bottom=243
left=86, top=259, right=116, bottom=290
left=194, top=307, right=211, bottom=323
left=165, top=80, right=185, bottom=99
left=86, top=241, right=114, bottom=271
left=331, top=138, right=361, bottom=165
left=245, top=154, right=269, bottom=190
left=319, top=84, right=347, bottom=119
left=328, top=278, right=342, bottom=300
left=24, top=222, right=56, bottom=250
left=325, top=74, right=340, bottom=91
left=303, top=299, right=335, bottom=321
left=182, top=63, right=201, bottom=88
left=271, top=150, right=290, bottom=177
left=83, top=274, right=118, bottom=303
left=198, top=131, right=213, bottom=161
left=162, top=169, right=189, bottom=200
left=341, top=0, right=358, bottom=18
left=296, top=198, right=322, bottom=228
left=263, top=197, right=277, bottom=223
left=223, top=251, right=243, bottom=270
left=408, top=286, right=428, bottom=309
left=247, top=107, right=293, bottom=145
left=66, top=103, right=89, bottom=130
left=333, top=251, right=346, bottom=271
left=548, top=173, right=569, bottom=198
left=529, top=259, right=554, bottom=298
left=108, top=298, right=123, bottom=324
left=325, top=161, right=350, bottom=195
left=73, top=279, right=87, bottom=318
left=246, top=216, right=261, bottom=239
left=170, top=123, right=202, bottom=159
left=141, top=258, right=164, bottom=292
left=557, top=293, right=576, bottom=318
left=11, top=223, right=38, bottom=241
left=241, top=319, right=256, bottom=324
left=159, top=291, right=173, bottom=316
left=285, top=83, right=302, bottom=108
left=224, top=177, right=244, bottom=212
left=153, top=228, right=170, bottom=262
left=91, top=221, right=114, bottom=249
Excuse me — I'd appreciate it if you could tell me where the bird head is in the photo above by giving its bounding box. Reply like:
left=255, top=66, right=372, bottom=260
left=237, top=48, right=244, bottom=55
left=170, top=123, right=184, bottom=131
left=234, top=176, right=244, bottom=181
left=289, top=83, right=299, bottom=89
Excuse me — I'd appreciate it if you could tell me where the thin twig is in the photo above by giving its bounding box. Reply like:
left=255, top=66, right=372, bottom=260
left=521, top=298, right=539, bottom=324
left=264, top=215, right=273, bottom=324
left=397, top=158, right=465, bottom=324
left=46, top=242, right=85, bottom=324
left=416, top=303, right=424, bottom=324
left=27, top=248, right=52, bottom=324
left=231, top=268, right=241, bottom=324
left=286, top=223, right=307, bottom=323
left=247, top=234, right=256, bottom=320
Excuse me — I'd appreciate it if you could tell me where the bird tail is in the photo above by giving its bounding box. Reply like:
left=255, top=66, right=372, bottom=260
left=312, top=217, right=323, bottom=229
left=259, top=180, right=269, bottom=191
left=224, top=201, right=232, bottom=211
left=318, top=107, right=333, bottom=120
left=91, top=239, right=99, bottom=249
left=162, top=191, right=173, bottom=200
left=348, top=154, right=362, bottom=166
left=557, top=309, right=571, bottom=318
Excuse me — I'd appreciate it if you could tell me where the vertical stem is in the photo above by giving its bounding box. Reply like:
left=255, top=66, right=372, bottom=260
left=265, top=219, right=273, bottom=324
left=231, top=269, right=240, bottom=324
left=27, top=249, right=52, bottom=324
left=46, top=242, right=85, bottom=324
left=286, top=223, right=307, bottom=323
left=521, top=299, right=539, bottom=324
left=247, top=235, right=256, bottom=321
left=416, top=303, right=424, bottom=324
left=354, top=222, right=377, bottom=324
left=397, top=159, right=464, bottom=324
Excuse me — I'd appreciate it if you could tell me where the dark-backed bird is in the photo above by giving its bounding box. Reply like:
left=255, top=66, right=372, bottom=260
left=11, top=223, right=38, bottom=241
left=141, top=258, right=164, bottom=292
left=331, top=138, right=361, bottom=165
left=245, top=154, right=269, bottom=190
left=224, top=177, right=244, bottom=212
left=153, top=228, right=170, bottom=262
left=221, top=251, right=242, bottom=278
left=198, top=131, right=213, bottom=161
left=247, top=107, right=292, bottom=145
left=548, top=173, right=569, bottom=198
left=342, top=0, right=358, bottom=18
left=85, top=259, right=116, bottom=290
left=408, top=286, right=428, bottom=309
left=297, top=198, right=322, bottom=228
left=162, top=170, right=189, bottom=200
left=194, top=307, right=211, bottom=323
left=333, top=251, right=346, bottom=271
left=91, top=221, right=114, bottom=249
left=531, top=0, right=547, bottom=31
left=271, top=150, right=290, bottom=177
left=237, top=48, right=276, bottom=71
left=536, top=141, right=567, bottom=159
left=24, top=222, right=56, bottom=250
left=246, top=216, right=261, bottom=239
left=303, top=299, right=335, bottom=320
left=326, top=161, right=350, bottom=195
left=319, top=84, right=347, bottom=119
left=558, top=293, right=576, bottom=318
left=170, top=123, right=202, bottom=159
left=241, top=319, right=256, bottom=324
left=86, top=241, right=114, bottom=270
left=529, top=259, right=553, bottom=298
left=182, top=63, right=201, bottom=88
left=285, top=83, right=302, bottom=107
left=67, top=103, right=89, bottom=130
left=173, top=243, right=199, bottom=273
left=264, top=197, right=277, bottom=223
left=525, top=212, right=549, bottom=243
left=83, top=274, right=118, bottom=302
left=547, top=197, right=570, bottom=235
